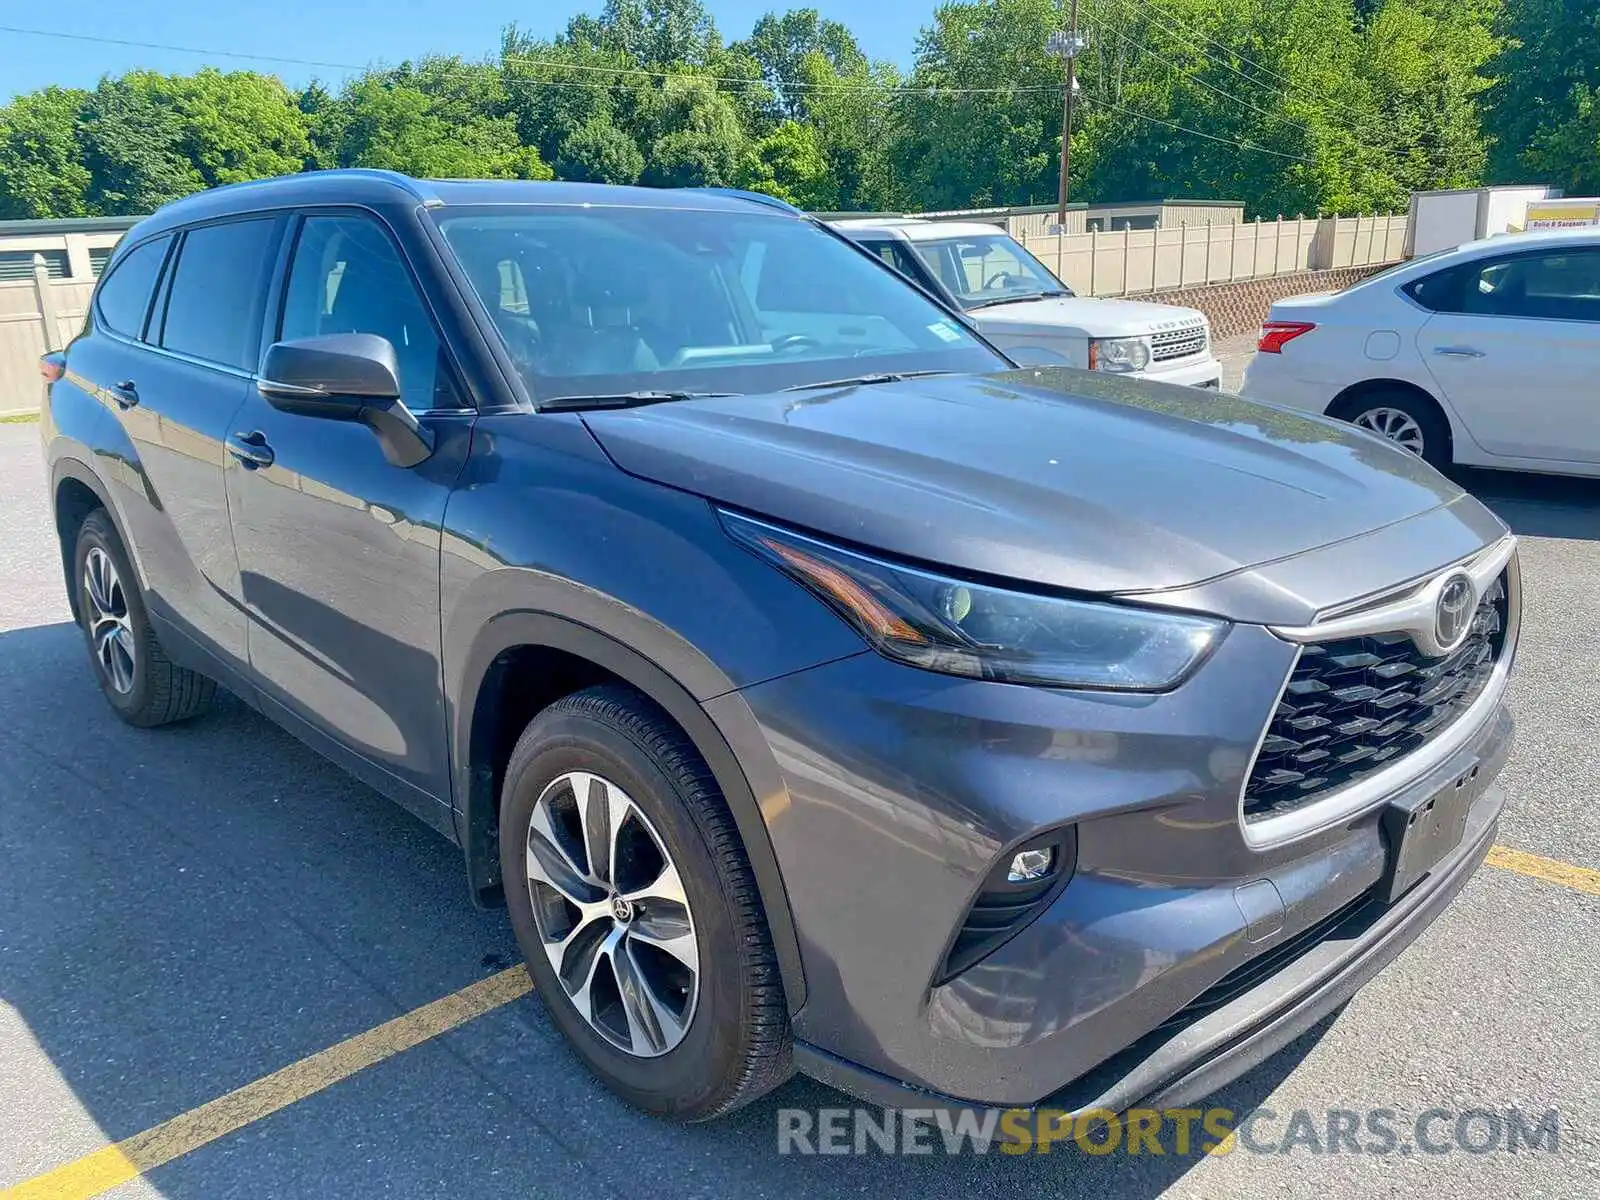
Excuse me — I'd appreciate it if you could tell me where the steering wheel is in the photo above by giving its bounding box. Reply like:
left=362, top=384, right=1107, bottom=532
left=772, top=334, right=825, bottom=356
left=983, top=271, right=1020, bottom=291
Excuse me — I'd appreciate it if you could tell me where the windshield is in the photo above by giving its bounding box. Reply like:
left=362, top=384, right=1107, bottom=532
left=909, top=233, right=1072, bottom=308
left=433, top=206, right=1005, bottom=402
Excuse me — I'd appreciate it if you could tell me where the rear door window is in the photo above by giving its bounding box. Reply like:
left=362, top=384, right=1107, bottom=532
left=94, top=236, right=171, bottom=339
left=159, top=218, right=281, bottom=370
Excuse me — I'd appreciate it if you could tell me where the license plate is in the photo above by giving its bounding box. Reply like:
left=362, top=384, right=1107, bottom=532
left=1378, top=774, right=1477, bottom=902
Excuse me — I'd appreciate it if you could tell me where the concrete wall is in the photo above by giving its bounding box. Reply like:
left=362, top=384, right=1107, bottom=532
left=1141, top=265, right=1387, bottom=339
left=0, top=263, right=96, bottom=416
left=1016, top=214, right=1408, bottom=297
left=0, top=227, right=125, bottom=415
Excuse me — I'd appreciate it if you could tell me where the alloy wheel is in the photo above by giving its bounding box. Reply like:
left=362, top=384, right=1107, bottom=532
left=524, top=770, right=700, bottom=1057
left=83, top=546, right=136, bottom=695
left=1352, top=406, right=1426, bottom=456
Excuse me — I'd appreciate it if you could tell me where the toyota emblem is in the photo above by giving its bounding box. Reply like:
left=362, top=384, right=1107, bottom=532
left=1434, top=573, right=1475, bottom=649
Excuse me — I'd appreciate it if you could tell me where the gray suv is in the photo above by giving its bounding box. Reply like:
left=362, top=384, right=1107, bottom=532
left=41, top=170, right=1518, bottom=1122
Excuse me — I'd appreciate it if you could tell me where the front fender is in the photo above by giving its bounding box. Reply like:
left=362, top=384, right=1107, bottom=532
left=446, top=604, right=809, bottom=1015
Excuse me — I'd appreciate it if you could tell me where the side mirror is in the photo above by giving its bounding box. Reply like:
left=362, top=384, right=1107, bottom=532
left=258, top=334, right=432, bottom=468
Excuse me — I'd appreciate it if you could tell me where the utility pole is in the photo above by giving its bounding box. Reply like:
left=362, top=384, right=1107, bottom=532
left=1048, top=4, right=1084, bottom=232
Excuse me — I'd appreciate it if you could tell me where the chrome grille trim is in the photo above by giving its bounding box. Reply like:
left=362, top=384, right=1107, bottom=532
left=1150, top=323, right=1208, bottom=363
left=1239, top=545, right=1520, bottom=848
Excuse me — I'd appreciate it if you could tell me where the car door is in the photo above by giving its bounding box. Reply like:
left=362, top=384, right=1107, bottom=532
left=1417, top=246, right=1600, bottom=463
left=95, top=217, right=283, bottom=674
left=225, top=210, right=475, bottom=822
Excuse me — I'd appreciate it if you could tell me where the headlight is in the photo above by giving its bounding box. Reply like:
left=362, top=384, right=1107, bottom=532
left=722, top=513, right=1226, bottom=691
left=1089, top=336, right=1151, bottom=373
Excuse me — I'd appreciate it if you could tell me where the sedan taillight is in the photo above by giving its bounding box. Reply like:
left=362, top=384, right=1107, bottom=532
left=1257, top=321, right=1316, bottom=354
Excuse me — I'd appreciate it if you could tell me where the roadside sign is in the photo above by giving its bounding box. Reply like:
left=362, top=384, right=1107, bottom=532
left=1523, top=199, right=1600, bottom=230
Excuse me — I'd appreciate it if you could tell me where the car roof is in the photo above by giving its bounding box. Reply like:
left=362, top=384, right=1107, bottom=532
left=1452, top=225, right=1600, bottom=258
left=832, top=218, right=1011, bottom=243
left=130, top=170, right=803, bottom=241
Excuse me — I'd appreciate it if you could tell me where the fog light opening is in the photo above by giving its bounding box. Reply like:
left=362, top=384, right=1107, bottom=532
left=1007, top=847, right=1055, bottom=883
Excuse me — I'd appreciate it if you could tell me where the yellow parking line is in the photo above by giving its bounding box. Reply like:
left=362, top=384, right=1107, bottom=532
left=2, top=966, right=532, bottom=1200
left=1486, top=844, right=1600, bottom=896
left=6, top=842, right=1597, bottom=1200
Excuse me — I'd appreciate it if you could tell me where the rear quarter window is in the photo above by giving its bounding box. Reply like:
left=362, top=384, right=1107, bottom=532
left=94, top=236, right=171, bottom=339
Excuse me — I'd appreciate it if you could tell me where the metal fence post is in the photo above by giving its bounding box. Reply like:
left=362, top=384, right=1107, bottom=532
left=32, top=253, right=62, bottom=353
left=1151, top=219, right=1161, bottom=292
left=1089, top=229, right=1098, bottom=296
left=1273, top=215, right=1283, bottom=277
left=1204, top=219, right=1213, bottom=284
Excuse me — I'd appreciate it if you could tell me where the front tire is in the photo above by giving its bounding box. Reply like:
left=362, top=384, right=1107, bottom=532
left=73, top=510, right=215, bottom=727
left=499, top=684, right=792, bottom=1120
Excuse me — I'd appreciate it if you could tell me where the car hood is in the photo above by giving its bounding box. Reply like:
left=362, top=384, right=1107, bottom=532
left=580, top=367, right=1463, bottom=596
left=972, top=296, right=1207, bottom=339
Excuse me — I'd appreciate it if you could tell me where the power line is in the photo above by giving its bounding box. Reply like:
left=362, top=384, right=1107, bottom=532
left=1089, top=0, right=1402, bottom=166
left=0, top=20, right=1328, bottom=165
left=0, top=24, right=1058, bottom=96
left=1117, top=0, right=1335, bottom=103
left=1077, top=93, right=1317, bottom=162
left=1083, top=12, right=1321, bottom=139
left=1110, top=0, right=1336, bottom=110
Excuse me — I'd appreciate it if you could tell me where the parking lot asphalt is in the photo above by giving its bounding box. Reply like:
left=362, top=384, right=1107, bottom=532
left=1, top=416, right=1597, bottom=1200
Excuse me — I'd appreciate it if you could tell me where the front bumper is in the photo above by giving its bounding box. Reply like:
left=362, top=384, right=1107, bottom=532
left=797, top=761, right=1506, bottom=1118
left=1139, top=354, right=1223, bottom=389
left=710, top=621, right=1514, bottom=1109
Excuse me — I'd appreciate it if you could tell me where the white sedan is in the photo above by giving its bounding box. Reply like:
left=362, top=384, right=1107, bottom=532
left=1241, top=227, right=1600, bottom=476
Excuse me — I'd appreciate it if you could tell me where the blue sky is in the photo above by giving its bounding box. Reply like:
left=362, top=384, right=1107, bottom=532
left=0, top=1, right=928, bottom=100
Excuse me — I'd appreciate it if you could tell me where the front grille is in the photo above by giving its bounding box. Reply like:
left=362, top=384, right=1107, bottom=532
left=1243, top=574, right=1509, bottom=823
left=1150, top=323, right=1208, bottom=362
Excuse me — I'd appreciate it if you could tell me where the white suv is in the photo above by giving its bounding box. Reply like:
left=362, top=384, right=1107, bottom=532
left=833, top=218, right=1223, bottom=388
left=1242, top=227, right=1600, bottom=475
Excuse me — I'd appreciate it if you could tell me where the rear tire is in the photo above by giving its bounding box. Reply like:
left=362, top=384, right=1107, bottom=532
left=1330, top=388, right=1451, bottom=470
left=499, top=683, right=792, bottom=1120
left=73, top=510, right=215, bottom=727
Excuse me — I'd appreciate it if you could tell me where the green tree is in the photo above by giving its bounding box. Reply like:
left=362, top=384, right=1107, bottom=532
left=78, top=74, right=206, bottom=213
left=0, top=87, right=91, bottom=219
left=738, top=8, right=868, bottom=121
left=738, top=119, right=835, bottom=207
left=638, top=73, right=749, bottom=187
left=1488, top=0, right=1600, bottom=193
left=332, top=59, right=551, bottom=179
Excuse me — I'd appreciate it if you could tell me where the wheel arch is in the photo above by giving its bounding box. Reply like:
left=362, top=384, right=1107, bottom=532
left=50, top=457, right=132, bottom=623
left=1326, top=378, right=1457, bottom=463
left=452, top=611, right=807, bottom=1015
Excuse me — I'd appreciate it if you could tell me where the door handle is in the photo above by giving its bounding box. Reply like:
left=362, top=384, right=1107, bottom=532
left=1433, top=346, right=1485, bottom=358
left=226, top=431, right=275, bottom=470
left=109, top=379, right=139, bottom=409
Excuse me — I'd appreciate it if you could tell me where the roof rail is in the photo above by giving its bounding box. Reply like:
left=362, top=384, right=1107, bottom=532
left=314, top=168, right=442, bottom=205
left=686, top=187, right=806, bottom=216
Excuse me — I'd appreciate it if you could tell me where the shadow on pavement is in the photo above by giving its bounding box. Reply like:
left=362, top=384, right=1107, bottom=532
left=1455, top=467, right=1600, bottom=541
left=0, top=620, right=1327, bottom=1199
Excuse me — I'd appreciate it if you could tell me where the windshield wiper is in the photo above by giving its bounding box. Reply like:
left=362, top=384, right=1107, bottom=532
left=781, top=370, right=952, bottom=393
left=966, top=289, right=1072, bottom=310
left=537, top=390, right=736, bottom=412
